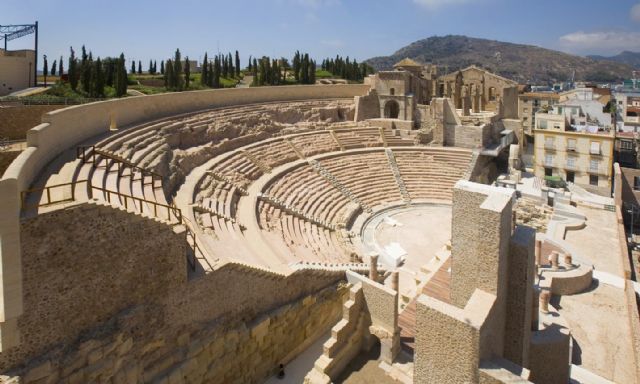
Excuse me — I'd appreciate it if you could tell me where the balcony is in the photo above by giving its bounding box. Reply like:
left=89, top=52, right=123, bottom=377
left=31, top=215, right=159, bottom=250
left=566, top=145, right=576, bottom=152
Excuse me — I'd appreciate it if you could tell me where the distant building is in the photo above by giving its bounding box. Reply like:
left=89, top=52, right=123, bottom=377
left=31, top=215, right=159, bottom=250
left=533, top=104, right=614, bottom=195
left=518, top=92, right=559, bottom=139
left=0, top=49, right=36, bottom=96
left=614, top=131, right=637, bottom=168
left=613, top=89, right=640, bottom=133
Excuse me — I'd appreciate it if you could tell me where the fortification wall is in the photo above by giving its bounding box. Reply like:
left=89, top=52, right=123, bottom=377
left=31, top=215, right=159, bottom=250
left=0, top=201, right=187, bottom=370
left=6, top=283, right=347, bottom=384
left=0, top=200, right=348, bottom=382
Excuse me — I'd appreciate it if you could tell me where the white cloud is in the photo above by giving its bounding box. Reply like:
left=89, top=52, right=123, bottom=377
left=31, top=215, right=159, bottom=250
left=412, top=0, right=476, bottom=8
left=558, top=30, right=640, bottom=55
left=632, top=3, right=640, bottom=22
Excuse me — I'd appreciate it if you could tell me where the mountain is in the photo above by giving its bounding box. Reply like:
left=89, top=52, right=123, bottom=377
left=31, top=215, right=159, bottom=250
left=365, top=35, right=634, bottom=84
left=588, top=51, right=640, bottom=69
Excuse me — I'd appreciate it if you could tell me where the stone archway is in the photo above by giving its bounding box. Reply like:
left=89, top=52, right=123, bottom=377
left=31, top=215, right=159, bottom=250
left=384, top=100, right=400, bottom=119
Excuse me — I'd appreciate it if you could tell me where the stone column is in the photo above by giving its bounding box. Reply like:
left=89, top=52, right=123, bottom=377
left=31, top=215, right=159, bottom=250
left=462, top=95, right=471, bottom=116
left=535, top=240, right=542, bottom=266
left=564, top=253, right=573, bottom=267
left=391, top=271, right=399, bottom=292
left=539, top=290, right=551, bottom=313
left=369, top=253, right=379, bottom=282
left=549, top=251, right=559, bottom=270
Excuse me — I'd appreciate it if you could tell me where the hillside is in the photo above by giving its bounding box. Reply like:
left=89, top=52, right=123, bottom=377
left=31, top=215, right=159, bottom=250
left=588, top=51, right=640, bottom=69
left=365, top=35, right=634, bottom=84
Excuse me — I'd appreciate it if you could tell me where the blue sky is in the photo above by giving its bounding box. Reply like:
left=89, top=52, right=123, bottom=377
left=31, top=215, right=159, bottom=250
left=3, top=0, right=640, bottom=69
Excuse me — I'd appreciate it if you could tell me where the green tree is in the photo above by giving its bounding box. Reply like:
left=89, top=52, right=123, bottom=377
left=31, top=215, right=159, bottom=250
left=165, top=59, right=174, bottom=89
left=160, top=60, right=165, bottom=75
left=213, top=56, right=221, bottom=88
left=138, top=60, right=142, bottom=75
left=69, top=47, right=79, bottom=90
left=184, top=56, right=191, bottom=89
left=51, top=60, right=57, bottom=76
left=201, top=53, right=208, bottom=86
left=172, top=49, right=183, bottom=91
left=115, top=53, right=128, bottom=97
left=208, top=61, right=214, bottom=87
left=43, top=55, right=48, bottom=87
left=82, top=52, right=93, bottom=94
left=131, top=60, right=136, bottom=74
left=235, top=50, right=240, bottom=77
left=59, top=56, right=64, bottom=77
left=292, top=51, right=301, bottom=82
left=91, top=57, right=105, bottom=98
left=148, top=59, right=153, bottom=74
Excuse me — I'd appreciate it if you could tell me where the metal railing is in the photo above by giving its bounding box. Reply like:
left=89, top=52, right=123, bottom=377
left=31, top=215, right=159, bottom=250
left=77, top=146, right=163, bottom=188
left=21, top=180, right=89, bottom=210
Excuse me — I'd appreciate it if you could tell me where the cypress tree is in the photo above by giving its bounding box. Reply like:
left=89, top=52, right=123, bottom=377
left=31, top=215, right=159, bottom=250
left=222, top=54, right=228, bottom=78
left=173, top=49, right=183, bottom=91
left=69, top=47, right=79, bottom=91
left=51, top=60, right=57, bottom=76
left=105, top=58, right=114, bottom=87
left=131, top=60, right=136, bottom=74
left=208, top=61, right=214, bottom=87
left=160, top=60, right=165, bottom=75
left=59, top=56, right=64, bottom=77
left=201, top=53, right=208, bottom=86
left=235, top=50, right=240, bottom=77
left=115, top=53, right=128, bottom=97
left=138, top=60, right=142, bottom=74
left=43, top=55, right=48, bottom=87
left=184, top=56, right=191, bottom=89
left=310, top=59, right=316, bottom=84
left=148, top=59, right=153, bottom=74
left=252, top=58, right=257, bottom=77
left=165, top=59, right=173, bottom=89
left=92, top=57, right=105, bottom=98
left=292, top=51, right=301, bottom=82
left=248, top=55, right=252, bottom=73
left=83, top=52, right=93, bottom=94
left=214, top=56, right=221, bottom=88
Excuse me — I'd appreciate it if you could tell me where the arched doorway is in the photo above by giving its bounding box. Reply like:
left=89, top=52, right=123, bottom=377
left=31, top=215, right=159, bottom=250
left=384, top=100, right=400, bottom=119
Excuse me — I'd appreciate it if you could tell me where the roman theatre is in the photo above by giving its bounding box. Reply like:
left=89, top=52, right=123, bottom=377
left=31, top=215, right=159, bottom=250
left=0, top=62, right=638, bottom=384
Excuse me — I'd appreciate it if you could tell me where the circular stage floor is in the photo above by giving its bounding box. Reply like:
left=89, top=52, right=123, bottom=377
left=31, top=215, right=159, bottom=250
left=360, top=203, right=452, bottom=272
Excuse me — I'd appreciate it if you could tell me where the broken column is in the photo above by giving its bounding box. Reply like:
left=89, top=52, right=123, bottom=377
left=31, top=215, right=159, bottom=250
left=391, top=271, right=399, bottom=292
left=369, top=253, right=379, bottom=282
left=535, top=239, right=542, bottom=266
left=564, top=253, right=573, bottom=267
left=539, top=290, right=551, bottom=313
left=548, top=251, right=559, bottom=270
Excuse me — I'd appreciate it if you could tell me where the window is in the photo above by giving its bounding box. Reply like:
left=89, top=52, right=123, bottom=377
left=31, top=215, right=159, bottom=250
left=545, top=167, right=553, bottom=177
left=590, top=141, right=601, bottom=155
left=590, top=159, right=599, bottom=172
left=590, top=175, right=599, bottom=186
left=553, top=123, right=562, bottom=130
left=390, top=88, right=395, bottom=96
left=567, top=138, right=576, bottom=151
left=545, top=137, right=554, bottom=149
left=621, top=140, right=633, bottom=150
left=566, top=171, right=575, bottom=183
left=567, top=157, right=576, bottom=169
left=634, top=176, right=640, bottom=190
left=545, top=154, right=554, bottom=166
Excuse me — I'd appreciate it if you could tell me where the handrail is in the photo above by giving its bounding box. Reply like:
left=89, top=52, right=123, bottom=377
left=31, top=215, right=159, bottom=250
left=77, top=145, right=163, bottom=188
left=89, top=183, right=182, bottom=223
left=21, top=180, right=89, bottom=210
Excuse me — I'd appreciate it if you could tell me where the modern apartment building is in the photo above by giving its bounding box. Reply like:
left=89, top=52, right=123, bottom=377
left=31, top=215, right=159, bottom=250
left=533, top=105, right=614, bottom=196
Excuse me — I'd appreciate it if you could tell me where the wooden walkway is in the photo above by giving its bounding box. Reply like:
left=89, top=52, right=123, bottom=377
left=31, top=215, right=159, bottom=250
left=398, top=258, right=452, bottom=354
